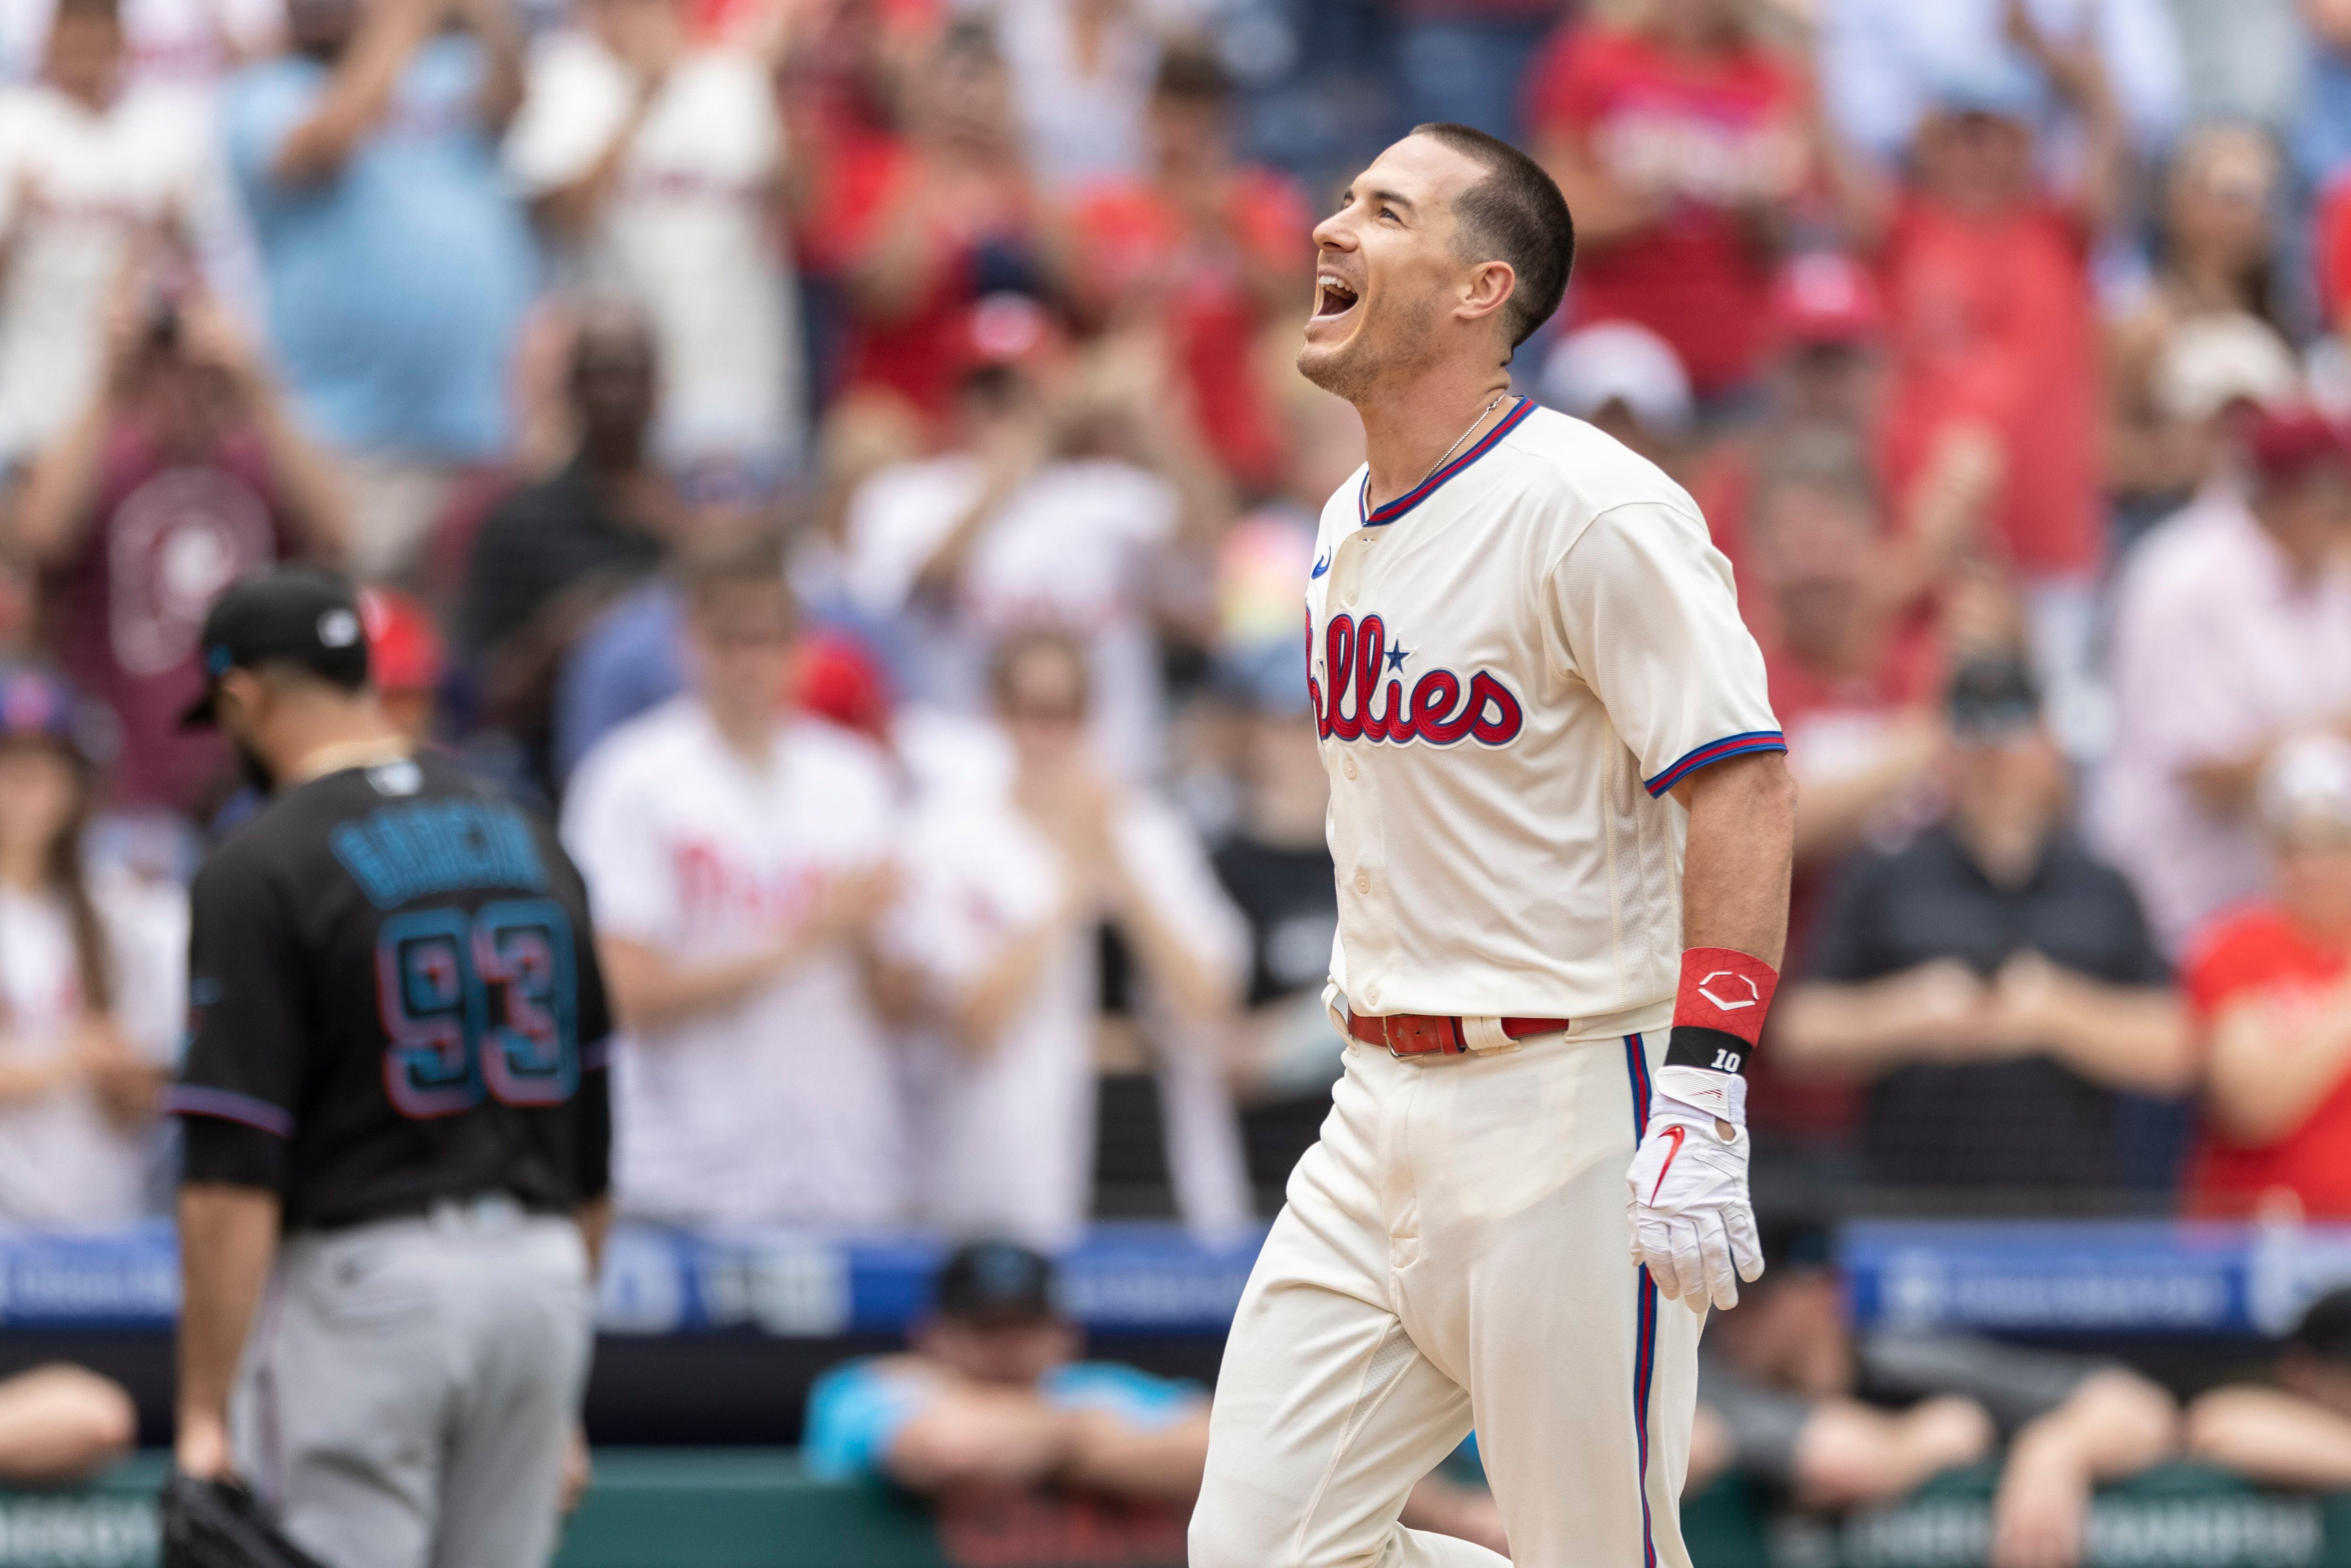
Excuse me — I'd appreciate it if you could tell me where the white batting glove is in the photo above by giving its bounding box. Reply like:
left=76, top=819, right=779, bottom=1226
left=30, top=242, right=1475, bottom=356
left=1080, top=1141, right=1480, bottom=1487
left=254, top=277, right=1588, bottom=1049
left=1626, top=1065, right=1764, bottom=1312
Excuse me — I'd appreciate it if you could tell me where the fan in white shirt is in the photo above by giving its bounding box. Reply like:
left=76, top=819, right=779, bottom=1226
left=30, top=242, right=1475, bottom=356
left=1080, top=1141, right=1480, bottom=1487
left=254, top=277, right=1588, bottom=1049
left=0, top=665, right=185, bottom=1227
left=562, top=538, right=907, bottom=1229
left=0, top=0, right=228, bottom=468
left=843, top=354, right=1188, bottom=777
left=504, top=0, right=803, bottom=471
left=894, top=626, right=1251, bottom=1249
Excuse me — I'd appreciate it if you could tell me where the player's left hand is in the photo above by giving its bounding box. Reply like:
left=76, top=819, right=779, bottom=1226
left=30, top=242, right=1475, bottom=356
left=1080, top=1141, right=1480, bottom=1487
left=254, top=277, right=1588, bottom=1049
left=1626, top=1065, right=1764, bottom=1312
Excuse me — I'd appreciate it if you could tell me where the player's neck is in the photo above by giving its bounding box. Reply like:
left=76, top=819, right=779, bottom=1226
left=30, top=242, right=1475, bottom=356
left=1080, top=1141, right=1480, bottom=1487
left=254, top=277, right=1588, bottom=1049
left=1356, top=368, right=1515, bottom=514
left=278, top=700, right=410, bottom=785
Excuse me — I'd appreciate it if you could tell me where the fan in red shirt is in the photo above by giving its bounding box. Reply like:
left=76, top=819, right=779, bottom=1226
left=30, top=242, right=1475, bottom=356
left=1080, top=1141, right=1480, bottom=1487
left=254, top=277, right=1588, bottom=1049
left=2184, top=736, right=2351, bottom=1220
left=1068, top=46, right=1311, bottom=495
left=801, top=20, right=1060, bottom=424
left=1524, top=0, right=1810, bottom=399
left=1838, top=12, right=2125, bottom=597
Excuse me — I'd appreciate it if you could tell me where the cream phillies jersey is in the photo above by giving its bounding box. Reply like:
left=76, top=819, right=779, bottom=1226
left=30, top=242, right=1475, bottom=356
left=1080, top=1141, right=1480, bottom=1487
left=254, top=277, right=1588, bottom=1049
left=1308, top=398, right=1783, bottom=1030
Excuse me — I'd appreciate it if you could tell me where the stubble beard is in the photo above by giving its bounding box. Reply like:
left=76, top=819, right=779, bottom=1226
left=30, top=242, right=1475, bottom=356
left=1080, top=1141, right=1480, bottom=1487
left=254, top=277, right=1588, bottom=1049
left=1296, top=293, right=1441, bottom=407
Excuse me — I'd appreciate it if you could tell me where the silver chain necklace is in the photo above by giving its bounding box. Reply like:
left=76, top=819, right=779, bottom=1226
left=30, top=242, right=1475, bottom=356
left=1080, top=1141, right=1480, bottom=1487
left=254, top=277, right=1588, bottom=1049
left=1423, top=392, right=1509, bottom=485
left=1365, top=392, right=1510, bottom=520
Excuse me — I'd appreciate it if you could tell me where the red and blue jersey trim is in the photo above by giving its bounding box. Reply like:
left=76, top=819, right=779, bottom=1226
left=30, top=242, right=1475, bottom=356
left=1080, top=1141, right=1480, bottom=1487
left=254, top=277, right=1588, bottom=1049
left=1643, top=730, right=1788, bottom=798
left=164, top=1084, right=296, bottom=1138
left=1357, top=396, right=1537, bottom=528
left=1625, top=1033, right=1659, bottom=1568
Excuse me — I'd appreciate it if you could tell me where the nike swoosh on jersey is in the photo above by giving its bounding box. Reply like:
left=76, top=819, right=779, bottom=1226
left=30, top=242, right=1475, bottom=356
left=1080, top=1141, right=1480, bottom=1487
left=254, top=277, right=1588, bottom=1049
left=1647, top=1124, right=1688, bottom=1206
left=1311, top=552, right=1331, bottom=579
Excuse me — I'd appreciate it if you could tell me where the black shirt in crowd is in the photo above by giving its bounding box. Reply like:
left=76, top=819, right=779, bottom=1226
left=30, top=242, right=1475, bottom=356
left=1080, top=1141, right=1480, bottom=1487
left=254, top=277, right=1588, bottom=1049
left=1211, top=832, right=1341, bottom=1210
left=172, top=751, right=612, bottom=1231
left=460, top=461, right=665, bottom=658
left=1805, top=824, right=2170, bottom=1201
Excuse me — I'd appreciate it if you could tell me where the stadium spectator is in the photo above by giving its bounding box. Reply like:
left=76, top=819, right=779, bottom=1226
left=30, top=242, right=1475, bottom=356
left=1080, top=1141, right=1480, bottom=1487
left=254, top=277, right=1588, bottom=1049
left=0, top=1363, right=135, bottom=1481
left=1206, top=639, right=1340, bottom=1214
left=1525, top=0, right=1811, bottom=402
left=358, top=584, right=441, bottom=745
left=561, top=535, right=909, bottom=1228
left=0, top=665, right=185, bottom=1225
left=2106, top=126, right=2289, bottom=532
left=1842, top=25, right=2123, bottom=710
left=2187, top=1288, right=2351, bottom=1488
left=1694, top=1215, right=2180, bottom=1566
left=11, top=281, right=347, bottom=815
left=0, top=0, right=280, bottom=90
left=993, top=0, right=1163, bottom=195
left=804, top=21, right=1059, bottom=424
left=1815, top=0, right=2185, bottom=165
left=1739, top=428, right=1943, bottom=883
left=1776, top=657, right=2188, bottom=1204
left=2096, top=407, right=2351, bottom=953
left=841, top=315, right=1202, bottom=776
left=805, top=1239, right=1508, bottom=1550
left=1690, top=250, right=1891, bottom=585
left=0, top=0, right=225, bottom=474
left=1534, top=320, right=1692, bottom=477
left=460, top=303, right=676, bottom=799
left=1068, top=44, right=1311, bottom=496
left=505, top=0, right=803, bottom=478
left=894, top=627, right=1246, bottom=1247
left=221, top=0, right=535, bottom=580
left=2179, top=737, right=2351, bottom=1220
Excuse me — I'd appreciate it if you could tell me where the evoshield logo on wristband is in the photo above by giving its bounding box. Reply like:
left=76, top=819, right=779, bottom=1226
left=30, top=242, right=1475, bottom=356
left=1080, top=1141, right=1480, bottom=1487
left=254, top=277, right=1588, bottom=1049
left=1664, top=946, right=1780, bottom=1078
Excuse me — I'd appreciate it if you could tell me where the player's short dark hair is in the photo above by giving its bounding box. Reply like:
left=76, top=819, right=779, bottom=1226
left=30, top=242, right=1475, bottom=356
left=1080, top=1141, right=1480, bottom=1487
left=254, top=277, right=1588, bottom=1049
left=1154, top=42, right=1231, bottom=103
left=988, top=624, right=1091, bottom=711
left=1409, top=122, right=1574, bottom=352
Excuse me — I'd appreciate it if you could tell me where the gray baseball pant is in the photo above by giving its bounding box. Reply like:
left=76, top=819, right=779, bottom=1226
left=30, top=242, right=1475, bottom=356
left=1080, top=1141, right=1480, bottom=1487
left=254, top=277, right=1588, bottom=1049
left=231, top=1196, right=595, bottom=1568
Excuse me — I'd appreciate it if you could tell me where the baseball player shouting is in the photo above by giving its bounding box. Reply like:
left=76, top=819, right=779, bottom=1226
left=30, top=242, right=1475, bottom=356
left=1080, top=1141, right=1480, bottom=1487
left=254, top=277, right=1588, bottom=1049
left=1190, top=125, right=1795, bottom=1568
left=166, top=567, right=613, bottom=1568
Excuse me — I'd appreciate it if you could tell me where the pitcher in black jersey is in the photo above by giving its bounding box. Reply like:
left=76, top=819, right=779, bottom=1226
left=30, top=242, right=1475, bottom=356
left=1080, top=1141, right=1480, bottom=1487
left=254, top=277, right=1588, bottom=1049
left=165, top=566, right=613, bottom=1568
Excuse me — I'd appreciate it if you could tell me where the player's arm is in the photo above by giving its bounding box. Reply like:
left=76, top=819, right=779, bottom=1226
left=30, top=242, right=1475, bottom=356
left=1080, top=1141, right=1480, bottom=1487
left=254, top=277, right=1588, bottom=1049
left=175, top=1183, right=281, bottom=1479
left=1671, top=750, right=1796, bottom=970
left=167, top=853, right=308, bottom=1479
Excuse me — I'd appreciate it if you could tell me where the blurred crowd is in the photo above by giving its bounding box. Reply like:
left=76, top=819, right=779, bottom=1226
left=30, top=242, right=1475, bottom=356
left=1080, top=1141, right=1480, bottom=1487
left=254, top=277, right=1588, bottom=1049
left=10, top=0, right=2351, bottom=1325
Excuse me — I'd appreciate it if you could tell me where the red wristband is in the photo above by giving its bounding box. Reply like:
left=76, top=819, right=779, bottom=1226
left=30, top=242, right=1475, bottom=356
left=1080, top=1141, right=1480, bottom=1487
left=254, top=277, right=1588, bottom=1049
left=1673, top=947, right=1779, bottom=1047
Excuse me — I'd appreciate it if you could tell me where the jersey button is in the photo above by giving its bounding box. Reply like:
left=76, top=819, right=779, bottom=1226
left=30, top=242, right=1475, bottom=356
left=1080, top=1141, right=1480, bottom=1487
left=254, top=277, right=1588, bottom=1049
left=1364, top=984, right=1380, bottom=1006
left=1354, top=870, right=1371, bottom=894
left=1342, top=757, right=1358, bottom=780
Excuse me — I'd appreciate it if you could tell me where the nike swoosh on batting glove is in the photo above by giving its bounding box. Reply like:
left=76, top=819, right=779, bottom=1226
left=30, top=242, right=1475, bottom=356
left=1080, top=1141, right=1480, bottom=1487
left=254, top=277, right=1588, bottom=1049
left=1626, top=1064, right=1765, bottom=1312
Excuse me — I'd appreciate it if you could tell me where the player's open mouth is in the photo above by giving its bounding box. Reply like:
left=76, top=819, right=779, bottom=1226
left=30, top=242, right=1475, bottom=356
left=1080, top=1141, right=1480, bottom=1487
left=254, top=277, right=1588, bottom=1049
left=1315, top=275, right=1360, bottom=319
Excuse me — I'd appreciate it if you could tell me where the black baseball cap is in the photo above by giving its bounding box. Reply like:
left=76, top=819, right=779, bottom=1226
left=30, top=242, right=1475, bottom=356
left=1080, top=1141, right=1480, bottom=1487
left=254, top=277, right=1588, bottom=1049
left=179, top=566, right=371, bottom=729
left=934, top=1240, right=1057, bottom=1326
left=1946, top=655, right=2041, bottom=741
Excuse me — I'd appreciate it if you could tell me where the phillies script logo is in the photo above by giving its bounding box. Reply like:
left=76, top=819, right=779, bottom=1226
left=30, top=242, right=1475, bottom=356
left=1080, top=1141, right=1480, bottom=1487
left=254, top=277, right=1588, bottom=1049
left=1311, top=612, right=1525, bottom=746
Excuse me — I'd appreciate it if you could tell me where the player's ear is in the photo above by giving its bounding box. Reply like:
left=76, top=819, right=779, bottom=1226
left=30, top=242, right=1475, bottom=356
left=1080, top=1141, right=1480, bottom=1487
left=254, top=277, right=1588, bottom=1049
left=1457, top=258, right=1516, bottom=330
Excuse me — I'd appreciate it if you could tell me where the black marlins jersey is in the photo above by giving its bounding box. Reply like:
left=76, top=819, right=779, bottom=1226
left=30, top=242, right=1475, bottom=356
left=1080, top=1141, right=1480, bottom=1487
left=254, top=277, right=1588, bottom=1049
left=172, top=752, right=612, bottom=1231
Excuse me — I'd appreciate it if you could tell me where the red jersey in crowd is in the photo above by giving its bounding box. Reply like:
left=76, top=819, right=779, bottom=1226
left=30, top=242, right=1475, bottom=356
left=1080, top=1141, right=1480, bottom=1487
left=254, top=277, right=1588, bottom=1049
left=1876, top=196, right=2102, bottom=580
left=1071, top=170, right=1310, bottom=492
left=801, top=137, right=1048, bottom=420
left=2182, top=906, right=2351, bottom=1219
left=1523, top=23, right=1803, bottom=395
left=41, top=425, right=294, bottom=811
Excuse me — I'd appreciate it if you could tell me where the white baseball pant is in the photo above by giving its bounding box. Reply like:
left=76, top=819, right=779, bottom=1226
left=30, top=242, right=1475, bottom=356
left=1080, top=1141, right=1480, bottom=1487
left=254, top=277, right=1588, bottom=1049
left=1191, top=1028, right=1700, bottom=1568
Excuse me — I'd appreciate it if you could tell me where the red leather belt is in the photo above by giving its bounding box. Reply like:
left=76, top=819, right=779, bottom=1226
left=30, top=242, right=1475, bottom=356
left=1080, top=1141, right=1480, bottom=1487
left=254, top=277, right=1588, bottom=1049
left=1346, top=1011, right=1575, bottom=1057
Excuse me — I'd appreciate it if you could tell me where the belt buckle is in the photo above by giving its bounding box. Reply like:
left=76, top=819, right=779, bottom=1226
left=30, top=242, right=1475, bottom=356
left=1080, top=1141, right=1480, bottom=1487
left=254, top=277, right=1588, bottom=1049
left=1382, top=1014, right=1461, bottom=1058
